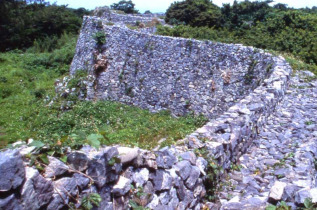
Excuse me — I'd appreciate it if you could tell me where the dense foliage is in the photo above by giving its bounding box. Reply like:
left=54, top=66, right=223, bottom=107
left=162, top=0, right=317, bottom=71
left=0, top=0, right=90, bottom=52
left=110, top=0, right=139, bottom=14
left=165, top=0, right=221, bottom=27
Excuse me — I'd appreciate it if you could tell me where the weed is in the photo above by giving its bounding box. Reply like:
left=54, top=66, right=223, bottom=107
left=97, top=20, right=103, bottom=29
left=126, top=24, right=138, bottom=30
left=230, top=163, right=242, bottom=171
left=244, top=59, right=258, bottom=85
left=93, top=31, right=106, bottom=45
left=129, top=185, right=151, bottom=209
left=186, top=40, right=193, bottom=52
left=125, top=86, right=134, bottom=97
left=305, top=121, right=314, bottom=125
left=302, top=198, right=317, bottom=210
left=81, top=193, right=102, bottom=210
left=105, top=22, right=114, bottom=26
left=266, top=201, right=291, bottom=210
left=194, top=147, right=223, bottom=202
left=266, top=63, right=274, bottom=73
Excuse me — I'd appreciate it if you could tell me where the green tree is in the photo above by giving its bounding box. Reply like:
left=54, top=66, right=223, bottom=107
left=144, top=10, right=152, bottom=14
left=165, top=0, right=222, bottom=27
left=221, top=0, right=273, bottom=29
left=273, top=3, right=288, bottom=11
left=110, top=0, right=138, bottom=14
left=0, top=0, right=88, bottom=51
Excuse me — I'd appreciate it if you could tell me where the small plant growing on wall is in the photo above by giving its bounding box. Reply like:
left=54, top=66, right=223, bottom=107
left=244, top=59, right=258, bottom=85
left=93, top=31, right=106, bottom=46
left=80, top=193, right=102, bottom=210
left=186, top=40, right=193, bottom=52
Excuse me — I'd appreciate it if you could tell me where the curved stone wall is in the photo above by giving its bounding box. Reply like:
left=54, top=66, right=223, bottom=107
left=0, top=13, right=292, bottom=210
left=71, top=16, right=275, bottom=119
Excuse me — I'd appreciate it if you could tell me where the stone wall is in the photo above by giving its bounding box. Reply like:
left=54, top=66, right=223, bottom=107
left=93, top=7, right=165, bottom=26
left=0, top=11, right=293, bottom=210
left=181, top=56, right=292, bottom=169
left=0, top=145, right=208, bottom=210
left=70, top=16, right=275, bottom=119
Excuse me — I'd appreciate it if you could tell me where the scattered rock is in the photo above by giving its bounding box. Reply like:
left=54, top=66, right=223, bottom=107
left=67, top=152, right=90, bottom=172
left=310, top=188, right=317, bottom=203
left=295, top=188, right=311, bottom=205
left=73, top=173, right=90, bottom=190
left=180, top=151, right=196, bottom=165
left=152, top=170, right=173, bottom=191
left=118, top=147, right=139, bottom=164
left=0, top=150, right=25, bottom=192
left=133, top=168, right=149, bottom=187
left=146, top=194, right=159, bottom=209
left=156, top=150, right=177, bottom=169
left=196, top=157, right=207, bottom=175
left=269, top=181, right=287, bottom=202
left=44, top=156, right=69, bottom=178
left=185, top=166, right=200, bottom=190
left=21, top=167, right=53, bottom=209
left=282, top=185, right=298, bottom=202
left=112, top=176, right=131, bottom=196
left=0, top=194, right=22, bottom=210
left=174, top=160, right=191, bottom=180
left=87, top=159, right=107, bottom=188
left=48, top=176, right=79, bottom=209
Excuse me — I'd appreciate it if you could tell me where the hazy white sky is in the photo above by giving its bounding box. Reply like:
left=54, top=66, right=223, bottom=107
left=48, top=0, right=317, bottom=13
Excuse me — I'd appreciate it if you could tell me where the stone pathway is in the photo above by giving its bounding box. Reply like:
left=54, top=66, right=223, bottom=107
left=218, top=71, right=317, bottom=209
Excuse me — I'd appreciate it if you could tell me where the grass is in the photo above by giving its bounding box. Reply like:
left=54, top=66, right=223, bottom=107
left=0, top=35, right=207, bottom=150
left=34, top=101, right=207, bottom=150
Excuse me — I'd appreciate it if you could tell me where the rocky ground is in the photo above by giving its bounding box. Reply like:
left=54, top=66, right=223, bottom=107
left=218, top=71, right=317, bottom=209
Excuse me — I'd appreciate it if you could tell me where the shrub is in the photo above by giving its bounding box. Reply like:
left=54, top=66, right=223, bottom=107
left=146, top=18, right=161, bottom=27
left=0, top=77, right=8, bottom=83
left=93, top=31, right=106, bottom=45
left=33, top=88, right=46, bottom=99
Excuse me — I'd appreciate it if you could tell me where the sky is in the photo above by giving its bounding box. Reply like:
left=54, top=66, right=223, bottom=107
left=48, top=0, right=317, bottom=13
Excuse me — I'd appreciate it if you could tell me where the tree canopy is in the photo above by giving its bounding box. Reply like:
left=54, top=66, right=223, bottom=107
left=161, top=0, right=317, bottom=69
left=0, top=0, right=90, bottom=51
left=165, top=0, right=222, bottom=27
left=110, top=0, right=138, bottom=14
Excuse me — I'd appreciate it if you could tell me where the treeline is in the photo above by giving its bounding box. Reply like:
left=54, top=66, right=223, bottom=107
left=0, top=0, right=90, bottom=52
left=159, top=0, right=317, bottom=70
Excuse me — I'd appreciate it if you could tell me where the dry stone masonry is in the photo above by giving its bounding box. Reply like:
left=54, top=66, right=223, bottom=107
left=218, top=71, right=317, bottom=209
left=93, top=6, right=165, bottom=26
left=70, top=16, right=275, bottom=119
left=0, top=145, right=208, bottom=210
left=4, top=9, right=316, bottom=210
